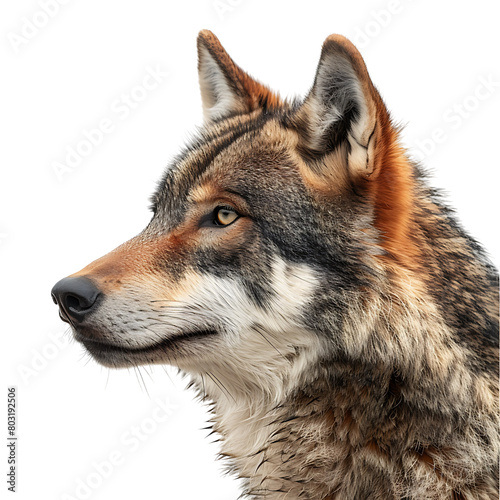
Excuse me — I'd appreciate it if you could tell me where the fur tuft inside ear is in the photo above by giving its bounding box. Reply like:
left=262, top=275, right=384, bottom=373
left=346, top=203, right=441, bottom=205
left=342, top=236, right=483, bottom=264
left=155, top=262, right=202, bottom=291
left=197, top=30, right=281, bottom=123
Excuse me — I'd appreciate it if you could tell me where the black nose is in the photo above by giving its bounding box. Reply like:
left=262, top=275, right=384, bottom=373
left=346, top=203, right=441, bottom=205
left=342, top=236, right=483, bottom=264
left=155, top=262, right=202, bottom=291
left=51, top=277, right=101, bottom=323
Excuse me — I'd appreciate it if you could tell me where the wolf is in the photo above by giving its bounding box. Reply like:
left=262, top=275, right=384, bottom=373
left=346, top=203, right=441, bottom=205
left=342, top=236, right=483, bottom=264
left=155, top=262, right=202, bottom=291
left=51, top=31, right=499, bottom=499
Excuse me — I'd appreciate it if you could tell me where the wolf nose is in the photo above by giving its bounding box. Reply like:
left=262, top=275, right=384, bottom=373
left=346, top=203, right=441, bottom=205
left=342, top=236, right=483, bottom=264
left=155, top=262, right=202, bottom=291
left=51, top=277, right=101, bottom=323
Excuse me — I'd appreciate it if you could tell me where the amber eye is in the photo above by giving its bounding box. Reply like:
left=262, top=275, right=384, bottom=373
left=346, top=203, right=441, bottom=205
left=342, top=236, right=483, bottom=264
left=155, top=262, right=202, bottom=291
left=214, top=206, right=239, bottom=226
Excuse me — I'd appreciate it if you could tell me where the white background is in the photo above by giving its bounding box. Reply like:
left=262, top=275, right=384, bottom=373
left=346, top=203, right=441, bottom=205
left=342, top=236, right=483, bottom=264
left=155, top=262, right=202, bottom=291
left=1, top=1, right=499, bottom=499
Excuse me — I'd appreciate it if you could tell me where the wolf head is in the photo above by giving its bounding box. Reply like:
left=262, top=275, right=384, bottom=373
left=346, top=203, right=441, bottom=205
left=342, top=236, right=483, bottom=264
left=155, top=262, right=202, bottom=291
left=52, top=31, right=417, bottom=398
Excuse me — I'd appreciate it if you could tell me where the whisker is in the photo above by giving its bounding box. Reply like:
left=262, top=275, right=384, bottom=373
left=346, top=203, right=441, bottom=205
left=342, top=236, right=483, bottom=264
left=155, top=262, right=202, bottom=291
left=253, top=325, right=288, bottom=362
left=207, top=372, right=235, bottom=403
left=161, top=365, right=175, bottom=385
left=201, top=373, right=206, bottom=397
left=133, top=366, right=150, bottom=397
left=138, top=366, right=151, bottom=397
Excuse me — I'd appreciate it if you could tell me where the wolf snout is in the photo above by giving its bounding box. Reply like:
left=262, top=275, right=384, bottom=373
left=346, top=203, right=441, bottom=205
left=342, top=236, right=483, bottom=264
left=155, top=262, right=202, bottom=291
left=51, top=276, right=101, bottom=323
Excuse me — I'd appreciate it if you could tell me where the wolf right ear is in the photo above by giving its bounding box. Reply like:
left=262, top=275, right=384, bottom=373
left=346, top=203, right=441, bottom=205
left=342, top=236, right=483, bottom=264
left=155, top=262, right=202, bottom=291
left=197, top=30, right=281, bottom=123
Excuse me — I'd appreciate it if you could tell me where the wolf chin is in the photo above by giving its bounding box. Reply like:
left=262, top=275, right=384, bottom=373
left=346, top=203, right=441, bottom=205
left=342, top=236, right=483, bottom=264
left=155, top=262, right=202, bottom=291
left=52, top=31, right=499, bottom=499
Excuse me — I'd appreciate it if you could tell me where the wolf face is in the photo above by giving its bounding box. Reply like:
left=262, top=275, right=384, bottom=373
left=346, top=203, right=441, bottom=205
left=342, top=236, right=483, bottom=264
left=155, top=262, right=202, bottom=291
left=51, top=32, right=390, bottom=388
left=52, top=31, right=499, bottom=498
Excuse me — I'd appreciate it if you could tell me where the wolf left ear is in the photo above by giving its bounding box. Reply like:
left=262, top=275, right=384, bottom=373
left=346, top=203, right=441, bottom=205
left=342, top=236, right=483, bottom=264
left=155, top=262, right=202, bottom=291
left=296, top=35, right=392, bottom=179
left=197, top=30, right=281, bottom=122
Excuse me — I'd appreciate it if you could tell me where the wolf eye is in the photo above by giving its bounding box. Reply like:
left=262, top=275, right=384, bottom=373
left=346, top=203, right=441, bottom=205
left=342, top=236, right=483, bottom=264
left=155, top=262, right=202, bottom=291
left=214, top=206, right=239, bottom=226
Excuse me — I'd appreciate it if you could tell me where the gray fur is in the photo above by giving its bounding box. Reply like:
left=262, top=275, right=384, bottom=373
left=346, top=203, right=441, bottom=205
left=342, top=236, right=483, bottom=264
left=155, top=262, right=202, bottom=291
left=52, top=32, right=499, bottom=499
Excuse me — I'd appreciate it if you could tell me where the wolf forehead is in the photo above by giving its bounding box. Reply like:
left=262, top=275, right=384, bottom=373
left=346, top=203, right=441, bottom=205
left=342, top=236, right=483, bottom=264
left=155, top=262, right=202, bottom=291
left=146, top=116, right=363, bottom=275
left=150, top=115, right=300, bottom=221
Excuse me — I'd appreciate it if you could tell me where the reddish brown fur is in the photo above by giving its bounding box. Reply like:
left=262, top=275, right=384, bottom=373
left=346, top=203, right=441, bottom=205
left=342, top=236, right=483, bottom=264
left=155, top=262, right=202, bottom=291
left=369, top=126, right=419, bottom=269
left=71, top=227, right=199, bottom=293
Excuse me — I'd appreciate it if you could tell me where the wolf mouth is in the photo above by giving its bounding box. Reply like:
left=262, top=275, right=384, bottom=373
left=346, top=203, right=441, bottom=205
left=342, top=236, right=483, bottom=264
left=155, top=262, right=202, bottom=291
left=74, top=328, right=219, bottom=359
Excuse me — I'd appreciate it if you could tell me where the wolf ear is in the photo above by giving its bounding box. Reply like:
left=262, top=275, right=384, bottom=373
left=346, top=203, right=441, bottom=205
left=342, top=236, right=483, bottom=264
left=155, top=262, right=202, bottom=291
left=197, top=30, right=281, bottom=122
left=298, top=35, right=418, bottom=266
left=296, top=34, right=391, bottom=179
